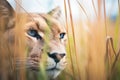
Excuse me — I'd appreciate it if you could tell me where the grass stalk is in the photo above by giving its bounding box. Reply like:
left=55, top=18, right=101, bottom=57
left=67, top=0, right=81, bottom=80
left=91, top=0, right=98, bottom=18
left=103, top=0, right=107, bottom=37
left=76, top=0, right=89, bottom=20
left=64, top=0, right=75, bottom=80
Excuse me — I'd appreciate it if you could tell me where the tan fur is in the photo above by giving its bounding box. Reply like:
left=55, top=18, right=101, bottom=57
left=0, top=0, right=67, bottom=79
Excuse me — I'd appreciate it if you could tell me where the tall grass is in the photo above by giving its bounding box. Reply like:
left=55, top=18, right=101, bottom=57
left=0, top=0, right=120, bottom=80
left=58, top=0, right=120, bottom=80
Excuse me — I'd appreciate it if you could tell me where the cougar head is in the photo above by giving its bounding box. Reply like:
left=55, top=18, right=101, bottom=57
left=0, top=0, right=67, bottom=79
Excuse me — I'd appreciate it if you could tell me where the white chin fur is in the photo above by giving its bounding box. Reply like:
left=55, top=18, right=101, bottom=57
left=45, top=57, right=67, bottom=79
left=47, top=70, right=61, bottom=79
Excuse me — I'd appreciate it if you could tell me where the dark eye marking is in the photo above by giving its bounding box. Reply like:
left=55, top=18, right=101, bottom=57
left=60, top=33, right=66, bottom=39
left=27, top=29, right=42, bottom=39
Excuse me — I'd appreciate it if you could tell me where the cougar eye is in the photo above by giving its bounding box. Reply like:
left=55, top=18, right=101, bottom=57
left=60, top=33, right=65, bottom=39
left=27, top=29, right=42, bottom=39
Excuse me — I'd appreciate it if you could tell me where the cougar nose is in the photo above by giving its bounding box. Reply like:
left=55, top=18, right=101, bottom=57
left=47, top=53, right=66, bottom=63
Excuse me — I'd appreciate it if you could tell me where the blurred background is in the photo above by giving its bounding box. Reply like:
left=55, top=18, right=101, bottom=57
left=8, top=0, right=118, bottom=21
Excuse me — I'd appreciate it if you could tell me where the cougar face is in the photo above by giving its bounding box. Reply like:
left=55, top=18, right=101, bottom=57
left=0, top=0, right=67, bottom=79
left=25, top=14, right=67, bottom=78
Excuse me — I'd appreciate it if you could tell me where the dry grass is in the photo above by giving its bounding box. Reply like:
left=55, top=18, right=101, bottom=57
left=60, top=0, right=120, bottom=80
left=0, top=0, right=120, bottom=80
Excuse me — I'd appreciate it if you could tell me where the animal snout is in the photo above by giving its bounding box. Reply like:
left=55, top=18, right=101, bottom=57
left=47, top=52, right=66, bottom=63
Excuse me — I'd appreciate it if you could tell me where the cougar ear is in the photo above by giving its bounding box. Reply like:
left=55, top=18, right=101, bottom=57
left=48, top=7, right=61, bottom=19
left=0, top=0, right=15, bottom=31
